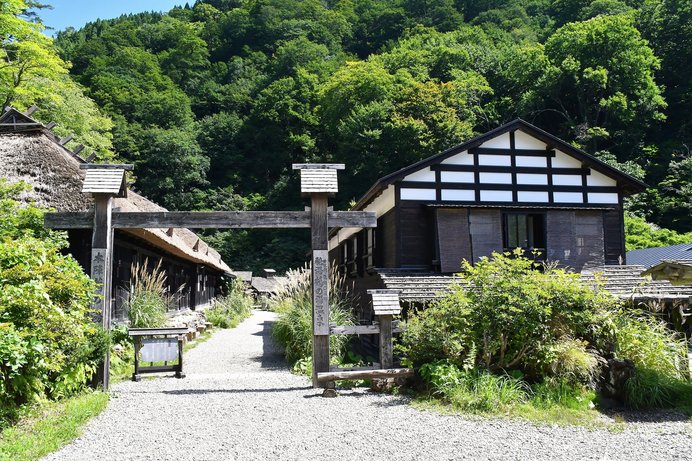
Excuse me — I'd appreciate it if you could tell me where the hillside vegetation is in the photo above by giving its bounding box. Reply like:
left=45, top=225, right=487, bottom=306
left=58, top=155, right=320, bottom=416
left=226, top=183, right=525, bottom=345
left=2, top=0, right=690, bottom=270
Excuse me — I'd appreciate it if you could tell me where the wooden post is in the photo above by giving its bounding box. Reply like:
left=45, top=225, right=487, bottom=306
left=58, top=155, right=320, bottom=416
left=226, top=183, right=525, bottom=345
left=91, top=193, right=114, bottom=389
left=369, top=289, right=402, bottom=391
left=311, top=193, right=330, bottom=388
left=378, top=314, right=394, bottom=369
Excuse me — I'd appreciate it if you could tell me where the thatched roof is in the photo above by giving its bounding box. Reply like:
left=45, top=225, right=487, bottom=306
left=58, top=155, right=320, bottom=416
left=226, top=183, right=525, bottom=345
left=0, top=109, right=231, bottom=274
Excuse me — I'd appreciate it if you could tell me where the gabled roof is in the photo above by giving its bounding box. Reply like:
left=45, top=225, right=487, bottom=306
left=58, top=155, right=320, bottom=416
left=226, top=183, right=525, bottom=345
left=352, top=119, right=647, bottom=211
left=627, top=243, right=692, bottom=268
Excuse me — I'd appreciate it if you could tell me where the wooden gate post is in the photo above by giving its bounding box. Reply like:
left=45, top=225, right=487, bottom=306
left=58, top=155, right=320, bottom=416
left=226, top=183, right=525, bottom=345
left=293, top=164, right=344, bottom=388
left=81, top=164, right=130, bottom=390
left=310, top=192, right=330, bottom=388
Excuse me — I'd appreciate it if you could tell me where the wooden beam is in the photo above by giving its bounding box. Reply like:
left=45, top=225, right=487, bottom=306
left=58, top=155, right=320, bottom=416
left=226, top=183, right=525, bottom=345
left=79, top=163, right=134, bottom=171
left=292, top=163, right=345, bottom=170
left=45, top=211, right=377, bottom=229
left=316, top=368, right=414, bottom=382
left=330, top=325, right=380, bottom=335
left=45, top=212, right=93, bottom=229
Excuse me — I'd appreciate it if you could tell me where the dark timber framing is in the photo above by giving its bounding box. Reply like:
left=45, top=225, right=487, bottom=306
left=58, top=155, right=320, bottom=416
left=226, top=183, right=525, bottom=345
left=46, top=163, right=376, bottom=391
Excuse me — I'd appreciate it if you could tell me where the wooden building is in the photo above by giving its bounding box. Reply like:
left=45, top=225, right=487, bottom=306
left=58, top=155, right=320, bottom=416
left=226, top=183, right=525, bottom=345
left=0, top=107, right=232, bottom=321
left=328, top=119, right=652, bottom=320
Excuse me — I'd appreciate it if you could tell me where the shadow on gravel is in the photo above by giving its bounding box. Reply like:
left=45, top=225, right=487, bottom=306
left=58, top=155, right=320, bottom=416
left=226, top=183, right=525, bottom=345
left=303, top=390, right=410, bottom=407
left=602, top=409, right=691, bottom=423
left=249, top=320, right=286, bottom=369
left=160, top=386, right=314, bottom=395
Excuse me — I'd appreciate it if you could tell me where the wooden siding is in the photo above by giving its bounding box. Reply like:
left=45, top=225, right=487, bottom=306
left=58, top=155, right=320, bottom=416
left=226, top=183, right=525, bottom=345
left=436, top=208, right=472, bottom=273
left=603, top=208, right=625, bottom=264
left=469, top=209, right=503, bottom=261
left=398, top=203, right=434, bottom=268
left=67, top=229, right=223, bottom=322
left=546, top=210, right=604, bottom=271
left=378, top=210, right=397, bottom=268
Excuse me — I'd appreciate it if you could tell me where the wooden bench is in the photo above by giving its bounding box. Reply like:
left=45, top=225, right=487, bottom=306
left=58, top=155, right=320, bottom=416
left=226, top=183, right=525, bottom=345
left=128, top=327, right=188, bottom=381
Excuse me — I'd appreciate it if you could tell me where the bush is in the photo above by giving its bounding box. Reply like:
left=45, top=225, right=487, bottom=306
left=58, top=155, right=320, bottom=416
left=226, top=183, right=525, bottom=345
left=205, top=280, right=253, bottom=329
left=0, top=181, right=104, bottom=422
left=272, top=265, right=354, bottom=365
left=399, top=250, right=614, bottom=382
left=0, top=323, right=45, bottom=421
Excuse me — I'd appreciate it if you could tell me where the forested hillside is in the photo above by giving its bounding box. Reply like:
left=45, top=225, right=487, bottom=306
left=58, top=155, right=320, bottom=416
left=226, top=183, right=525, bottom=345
left=4, top=0, right=690, bottom=271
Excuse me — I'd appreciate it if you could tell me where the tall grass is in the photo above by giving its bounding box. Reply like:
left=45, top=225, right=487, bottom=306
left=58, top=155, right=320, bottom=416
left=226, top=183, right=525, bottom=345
left=126, top=259, right=179, bottom=328
left=271, top=265, right=355, bottom=365
left=205, top=279, right=253, bottom=328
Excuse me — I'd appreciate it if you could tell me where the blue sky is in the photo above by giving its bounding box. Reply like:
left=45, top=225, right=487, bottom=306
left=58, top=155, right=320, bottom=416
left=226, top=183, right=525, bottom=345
left=38, top=0, right=185, bottom=36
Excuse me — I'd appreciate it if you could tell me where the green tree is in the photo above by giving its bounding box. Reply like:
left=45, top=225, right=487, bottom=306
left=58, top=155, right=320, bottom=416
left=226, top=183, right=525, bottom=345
left=624, top=213, right=692, bottom=251
left=539, top=15, right=665, bottom=157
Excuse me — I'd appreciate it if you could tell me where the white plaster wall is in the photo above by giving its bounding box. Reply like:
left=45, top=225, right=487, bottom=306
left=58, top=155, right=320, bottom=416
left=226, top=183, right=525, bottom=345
left=441, top=189, right=475, bottom=201
left=553, top=174, right=583, bottom=186
left=587, top=169, right=617, bottom=187
left=404, top=167, right=436, bottom=182
left=480, top=190, right=513, bottom=202
left=553, top=192, right=583, bottom=203
left=478, top=154, right=511, bottom=166
left=588, top=192, right=619, bottom=204
left=516, top=173, right=548, bottom=185
left=514, top=130, right=547, bottom=150
left=441, top=171, right=474, bottom=182
left=518, top=191, right=550, bottom=202
left=479, top=172, right=512, bottom=184
left=515, top=156, right=547, bottom=167
left=479, top=132, right=510, bottom=148
left=400, top=188, right=436, bottom=201
left=442, top=151, right=474, bottom=165
left=552, top=151, right=582, bottom=168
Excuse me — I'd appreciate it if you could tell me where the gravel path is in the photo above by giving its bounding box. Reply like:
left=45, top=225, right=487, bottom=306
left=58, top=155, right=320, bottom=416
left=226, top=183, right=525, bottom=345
left=45, top=310, right=692, bottom=461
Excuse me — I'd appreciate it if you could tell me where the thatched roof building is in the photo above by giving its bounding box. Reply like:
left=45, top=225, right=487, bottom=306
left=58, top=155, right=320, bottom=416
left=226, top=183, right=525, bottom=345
left=0, top=107, right=231, bottom=318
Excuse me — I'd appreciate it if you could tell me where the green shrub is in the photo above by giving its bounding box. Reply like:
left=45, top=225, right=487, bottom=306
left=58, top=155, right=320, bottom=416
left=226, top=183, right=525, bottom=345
left=0, top=323, right=45, bottom=421
left=205, top=280, right=253, bottom=329
left=399, top=250, right=615, bottom=380
left=272, top=265, right=354, bottom=365
left=126, top=259, right=170, bottom=328
left=0, top=181, right=103, bottom=422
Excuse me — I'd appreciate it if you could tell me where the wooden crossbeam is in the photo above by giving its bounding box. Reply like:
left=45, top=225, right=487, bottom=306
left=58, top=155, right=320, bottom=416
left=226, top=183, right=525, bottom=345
left=45, top=210, right=377, bottom=229
left=316, top=368, right=414, bottom=382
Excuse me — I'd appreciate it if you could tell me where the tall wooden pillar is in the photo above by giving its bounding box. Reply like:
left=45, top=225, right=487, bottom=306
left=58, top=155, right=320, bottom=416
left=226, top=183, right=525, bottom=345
left=311, top=193, right=330, bottom=387
left=293, top=163, right=344, bottom=388
left=91, top=194, right=114, bottom=389
left=81, top=164, right=131, bottom=390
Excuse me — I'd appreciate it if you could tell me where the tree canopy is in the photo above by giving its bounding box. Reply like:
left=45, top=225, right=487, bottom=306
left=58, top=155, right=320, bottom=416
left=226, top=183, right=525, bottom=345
left=1, top=0, right=687, bottom=271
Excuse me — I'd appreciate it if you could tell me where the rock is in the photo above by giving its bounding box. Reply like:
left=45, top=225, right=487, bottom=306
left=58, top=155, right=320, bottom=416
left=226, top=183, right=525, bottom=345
left=601, top=358, right=635, bottom=402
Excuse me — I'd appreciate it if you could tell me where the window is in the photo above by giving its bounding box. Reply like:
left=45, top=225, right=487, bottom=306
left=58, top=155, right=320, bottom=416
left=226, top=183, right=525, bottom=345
left=503, top=213, right=546, bottom=254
